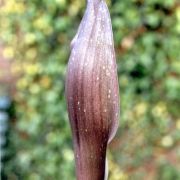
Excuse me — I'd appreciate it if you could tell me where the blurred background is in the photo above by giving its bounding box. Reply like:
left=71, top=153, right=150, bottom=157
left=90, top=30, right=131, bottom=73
left=0, top=0, right=180, bottom=179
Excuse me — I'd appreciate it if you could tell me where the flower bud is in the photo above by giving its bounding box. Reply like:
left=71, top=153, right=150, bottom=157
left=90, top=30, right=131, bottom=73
left=66, top=0, right=119, bottom=179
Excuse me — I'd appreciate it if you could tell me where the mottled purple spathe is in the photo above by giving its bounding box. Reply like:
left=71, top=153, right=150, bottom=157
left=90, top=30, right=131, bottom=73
left=65, top=0, right=120, bottom=179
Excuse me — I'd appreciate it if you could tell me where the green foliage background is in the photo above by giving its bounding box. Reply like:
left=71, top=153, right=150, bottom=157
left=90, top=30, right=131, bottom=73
left=0, top=0, right=180, bottom=179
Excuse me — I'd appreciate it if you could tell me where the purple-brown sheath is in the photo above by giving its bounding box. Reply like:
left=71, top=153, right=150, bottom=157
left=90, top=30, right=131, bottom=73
left=65, top=0, right=120, bottom=179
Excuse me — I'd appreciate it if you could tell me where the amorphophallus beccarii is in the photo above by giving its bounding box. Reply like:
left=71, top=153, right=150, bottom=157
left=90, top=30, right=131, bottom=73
left=65, top=0, right=120, bottom=179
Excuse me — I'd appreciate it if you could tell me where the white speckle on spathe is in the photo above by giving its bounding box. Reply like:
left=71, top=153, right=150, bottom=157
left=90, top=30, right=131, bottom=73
left=102, top=66, right=105, bottom=70
left=84, top=109, right=86, bottom=112
left=78, top=101, right=80, bottom=105
left=109, top=60, right=113, bottom=66
left=108, top=95, right=111, bottom=99
left=96, top=77, right=99, bottom=81
left=108, top=89, right=111, bottom=93
left=106, top=70, right=110, bottom=76
left=72, top=50, right=76, bottom=55
left=104, top=109, right=107, bottom=113
left=85, top=129, right=88, bottom=132
left=97, top=17, right=101, bottom=21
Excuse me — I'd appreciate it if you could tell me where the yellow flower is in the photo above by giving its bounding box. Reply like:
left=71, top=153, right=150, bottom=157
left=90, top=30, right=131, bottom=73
left=2, top=0, right=25, bottom=14
left=55, top=0, right=66, bottom=6
left=109, top=159, right=129, bottom=180
left=24, top=63, right=40, bottom=75
left=33, top=16, right=48, bottom=29
left=25, top=48, right=37, bottom=59
left=152, top=102, right=167, bottom=117
left=134, top=102, right=147, bottom=117
left=3, top=46, right=14, bottom=58
left=176, top=7, right=180, bottom=21
left=29, top=84, right=40, bottom=94
left=161, top=135, right=173, bottom=148
left=17, top=78, right=28, bottom=89
left=63, top=149, right=74, bottom=162
left=24, top=33, right=36, bottom=45
left=176, top=119, right=180, bottom=130
left=68, top=0, right=82, bottom=16
left=33, top=16, right=53, bottom=35
left=40, top=76, right=51, bottom=88
left=175, top=7, right=180, bottom=33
